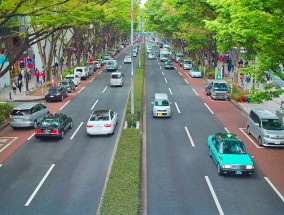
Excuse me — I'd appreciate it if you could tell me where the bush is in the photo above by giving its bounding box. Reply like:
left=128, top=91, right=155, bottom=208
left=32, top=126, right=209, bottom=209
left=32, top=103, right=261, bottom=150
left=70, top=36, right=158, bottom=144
left=229, top=82, right=250, bottom=102
left=62, top=69, right=72, bottom=78
left=0, top=102, right=14, bottom=123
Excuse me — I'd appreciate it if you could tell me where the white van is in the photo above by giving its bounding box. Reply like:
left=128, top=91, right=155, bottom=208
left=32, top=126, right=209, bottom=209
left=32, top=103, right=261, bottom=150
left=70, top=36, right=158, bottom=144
left=152, top=93, right=171, bottom=117
left=106, top=60, right=118, bottom=71
left=74, top=67, right=89, bottom=80
left=65, top=74, right=81, bottom=86
left=247, top=108, right=284, bottom=147
left=110, top=72, right=123, bottom=87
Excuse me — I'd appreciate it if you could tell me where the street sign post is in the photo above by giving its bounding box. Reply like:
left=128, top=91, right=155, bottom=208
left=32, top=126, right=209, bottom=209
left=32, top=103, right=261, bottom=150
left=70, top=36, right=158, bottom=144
left=215, top=67, right=222, bottom=80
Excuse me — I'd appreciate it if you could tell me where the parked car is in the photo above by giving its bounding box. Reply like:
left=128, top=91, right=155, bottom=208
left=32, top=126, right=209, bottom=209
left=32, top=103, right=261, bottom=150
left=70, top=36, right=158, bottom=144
left=247, top=108, right=284, bottom=147
left=164, top=60, right=174, bottom=69
left=96, top=59, right=103, bottom=66
left=110, top=72, right=123, bottom=87
left=9, top=103, right=49, bottom=128
left=205, top=80, right=228, bottom=100
left=148, top=52, right=156, bottom=59
left=74, top=66, right=89, bottom=80
left=175, top=53, right=184, bottom=63
left=65, top=74, right=81, bottom=87
left=86, top=109, right=118, bottom=136
left=45, top=86, right=68, bottom=102
left=58, top=79, right=76, bottom=93
left=182, top=59, right=192, bottom=70
left=86, top=62, right=96, bottom=73
left=35, top=113, right=73, bottom=139
left=189, top=68, right=202, bottom=78
left=124, top=56, right=132, bottom=64
left=94, top=60, right=101, bottom=69
left=208, top=133, right=254, bottom=175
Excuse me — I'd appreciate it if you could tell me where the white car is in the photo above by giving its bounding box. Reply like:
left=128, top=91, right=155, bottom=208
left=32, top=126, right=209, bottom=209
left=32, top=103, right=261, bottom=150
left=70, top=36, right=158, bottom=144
left=94, top=60, right=101, bottom=69
left=148, top=53, right=155, bottom=59
left=65, top=74, right=81, bottom=86
left=189, top=68, right=202, bottom=78
left=124, top=56, right=132, bottom=64
left=86, top=110, right=118, bottom=136
left=110, top=72, right=123, bottom=87
left=133, top=52, right=137, bottom=57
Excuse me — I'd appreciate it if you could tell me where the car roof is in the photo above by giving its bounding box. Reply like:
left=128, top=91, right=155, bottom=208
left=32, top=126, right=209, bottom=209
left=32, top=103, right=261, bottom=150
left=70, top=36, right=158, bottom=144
left=92, top=110, right=110, bottom=115
left=251, top=108, right=279, bottom=119
left=154, top=93, right=169, bottom=99
left=13, top=102, right=40, bottom=110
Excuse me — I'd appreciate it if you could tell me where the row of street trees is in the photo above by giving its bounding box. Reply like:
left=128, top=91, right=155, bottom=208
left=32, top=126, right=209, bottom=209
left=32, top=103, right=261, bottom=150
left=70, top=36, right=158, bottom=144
left=0, top=0, right=141, bottom=82
left=143, top=0, right=284, bottom=102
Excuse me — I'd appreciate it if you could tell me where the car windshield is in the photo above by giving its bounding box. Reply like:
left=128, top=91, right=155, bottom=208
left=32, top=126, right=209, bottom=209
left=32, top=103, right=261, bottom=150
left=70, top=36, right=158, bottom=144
left=155, top=99, right=169, bottom=106
left=111, top=74, right=121, bottom=79
left=213, top=83, right=228, bottom=90
left=48, top=88, right=58, bottom=93
left=108, top=61, right=115, bottom=65
left=11, top=109, right=29, bottom=116
left=161, top=54, right=167, bottom=57
left=41, top=118, right=60, bottom=127
left=177, top=54, right=184, bottom=57
left=221, top=141, right=247, bottom=154
left=192, top=68, right=200, bottom=72
left=90, top=112, right=109, bottom=121
left=59, top=82, right=68, bottom=86
left=262, top=118, right=284, bottom=130
left=184, top=60, right=191, bottom=64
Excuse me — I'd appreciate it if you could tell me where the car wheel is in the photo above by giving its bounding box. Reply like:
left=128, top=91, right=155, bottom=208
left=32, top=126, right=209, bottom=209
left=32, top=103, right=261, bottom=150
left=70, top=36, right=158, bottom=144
left=217, top=165, right=223, bottom=175
left=258, top=136, right=263, bottom=146
left=61, top=96, right=64, bottom=101
left=209, top=148, right=212, bottom=157
left=61, top=131, right=64, bottom=139
left=247, top=125, right=251, bottom=134
left=33, top=120, right=38, bottom=128
left=69, top=121, right=73, bottom=129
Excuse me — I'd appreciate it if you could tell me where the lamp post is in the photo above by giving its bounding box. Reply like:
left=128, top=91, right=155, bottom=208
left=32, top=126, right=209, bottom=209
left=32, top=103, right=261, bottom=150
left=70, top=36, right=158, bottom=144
left=130, top=0, right=134, bottom=115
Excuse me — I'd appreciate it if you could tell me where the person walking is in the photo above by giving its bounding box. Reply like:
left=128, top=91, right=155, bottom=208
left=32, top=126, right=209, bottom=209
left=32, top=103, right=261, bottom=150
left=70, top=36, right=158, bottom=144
left=41, top=70, right=45, bottom=83
left=17, top=79, right=22, bottom=93
left=12, top=81, right=17, bottom=94
left=35, top=68, right=40, bottom=85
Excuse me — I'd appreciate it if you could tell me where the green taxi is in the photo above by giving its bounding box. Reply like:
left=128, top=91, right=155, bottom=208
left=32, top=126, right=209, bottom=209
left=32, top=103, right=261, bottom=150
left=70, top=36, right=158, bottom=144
left=208, top=133, right=254, bottom=176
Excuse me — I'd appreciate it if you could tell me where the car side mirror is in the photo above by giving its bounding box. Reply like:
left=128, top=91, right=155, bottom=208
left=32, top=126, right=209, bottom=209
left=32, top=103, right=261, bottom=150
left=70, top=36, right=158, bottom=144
left=151, top=102, right=154, bottom=104
left=251, top=156, right=255, bottom=159
left=255, top=123, right=260, bottom=127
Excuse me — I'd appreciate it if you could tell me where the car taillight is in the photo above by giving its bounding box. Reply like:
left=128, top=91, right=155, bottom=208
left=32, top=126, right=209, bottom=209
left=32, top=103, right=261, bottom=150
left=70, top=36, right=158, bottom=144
left=86, top=124, right=93, bottom=128
left=35, top=129, right=43, bottom=134
left=104, top=124, right=111, bottom=127
left=56, top=93, right=60, bottom=96
left=50, top=129, right=59, bottom=134
left=67, top=86, right=70, bottom=88
left=45, top=93, right=48, bottom=96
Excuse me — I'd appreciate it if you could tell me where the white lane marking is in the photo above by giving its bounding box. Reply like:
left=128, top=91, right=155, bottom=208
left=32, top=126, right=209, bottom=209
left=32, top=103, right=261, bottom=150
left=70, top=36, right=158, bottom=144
left=164, top=78, right=168, bottom=83
left=224, top=127, right=230, bottom=133
left=204, top=103, right=214, bottom=114
left=192, top=88, right=198, bottom=96
left=185, top=127, right=195, bottom=147
left=160, top=66, right=162, bottom=70
left=175, top=102, right=181, bottom=114
left=0, top=164, right=2, bottom=167
left=78, top=87, right=85, bottom=94
left=27, top=133, right=35, bottom=140
left=184, top=79, right=188, bottom=84
left=119, top=66, right=122, bottom=69
left=0, top=137, right=18, bottom=153
left=98, top=71, right=102, bottom=75
left=90, top=77, right=95, bottom=82
left=59, top=100, right=70, bottom=111
left=91, top=100, right=99, bottom=110
left=179, top=72, right=182, bottom=76
left=25, top=164, right=55, bottom=206
left=70, top=122, right=84, bottom=140
left=205, top=176, right=224, bottom=215
left=264, top=177, right=284, bottom=202
left=239, top=128, right=263, bottom=148
left=162, top=71, right=164, bottom=75
left=102, top=86, right=108, bottom=93
left=168, top=88, right=173, bottom=95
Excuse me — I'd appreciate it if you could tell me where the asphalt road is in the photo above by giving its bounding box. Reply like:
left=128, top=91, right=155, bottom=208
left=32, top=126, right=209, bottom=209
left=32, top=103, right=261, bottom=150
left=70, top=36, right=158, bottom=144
left=145, top=43, right=284, bottom=215
left=0, top=48, right=134, bottom=215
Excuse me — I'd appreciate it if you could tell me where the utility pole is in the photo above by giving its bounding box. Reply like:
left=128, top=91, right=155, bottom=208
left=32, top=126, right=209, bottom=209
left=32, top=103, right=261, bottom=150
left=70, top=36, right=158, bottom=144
left=130, top=0, right=134, bottom=115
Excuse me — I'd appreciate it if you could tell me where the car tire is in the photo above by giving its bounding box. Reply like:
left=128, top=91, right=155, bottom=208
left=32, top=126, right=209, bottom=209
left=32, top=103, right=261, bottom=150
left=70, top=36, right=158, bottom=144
left=69, top=121, right=73, bottom=129
left=258, top=136, right=263, bottom=146
left=209, top=148, right=212, bottom=157
left=61, top=96, right=64, bottom=101
left=247, top=125, right=251, bottom=134
left=60, top=131, right=64, bottom=139
left=33, top=120, right=38, bottom=128
left=217, top=165, right=223, bottom=175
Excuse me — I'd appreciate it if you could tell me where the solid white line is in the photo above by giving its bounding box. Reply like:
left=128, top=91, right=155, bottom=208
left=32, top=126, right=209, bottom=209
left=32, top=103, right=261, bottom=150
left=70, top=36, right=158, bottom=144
left=119, top=66, right=122, bottom=69
left=184, top=79, right=188, bottom=84
left=192, top=88, right=198, bottom=96
left=224, top=127, right=230, bottom=133
left=91, top=100, right=99, bottom=110
left=164, top=78, right=168, bottom=83
left=0, top=164, right=2, bottom=167
left=175, top=102, right=181, bottom=113
left=168, top=88, right=173, bottom=95
left=179, top=72, right=182, bottom=76
left=90, top=77, right=95, bottom=82
left=102, top=86, right=108, bottom=93
left=59, top=100, right=70, bottom=111
left=264, top=177, right=284, bottom=202
left=160, top=66, right=162, bottom=70
left=0, top=137, right=17, bottom=153
left=205, top=176, right=224, bottom=215
left=239, top=128, right=263, bottom=149
left=185, top=127, right=195, bottom=147
left=162, top=71, right=164, bottom=75
left=27, top=133, right=35, bottom=140
left=25, top=164, right=55, bottom=206
left=78, top=87, right=85, bottom=94
left=204, top=103, right=214, bottom=114
left=70, top=122, right=84, bottom=140
left=98, top=71, right=102, bottom=75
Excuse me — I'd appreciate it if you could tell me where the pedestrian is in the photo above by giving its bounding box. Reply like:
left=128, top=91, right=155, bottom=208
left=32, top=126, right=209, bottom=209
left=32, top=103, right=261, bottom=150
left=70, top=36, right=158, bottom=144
left=17, top=79, right=22, bottom=93
left=266, top=73, right=270, bottom=83
left=41, top=70, right=45, bottom=83
left=18, top=72, right=23, bottom=82
left=12, top=81, right=17, bottom=94
left=35, top=68, right=40, bottom=85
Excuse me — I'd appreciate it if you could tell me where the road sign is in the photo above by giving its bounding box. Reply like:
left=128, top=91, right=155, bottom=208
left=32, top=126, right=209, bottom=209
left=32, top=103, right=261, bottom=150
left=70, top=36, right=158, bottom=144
left=215, top=67, right=222, bottom=80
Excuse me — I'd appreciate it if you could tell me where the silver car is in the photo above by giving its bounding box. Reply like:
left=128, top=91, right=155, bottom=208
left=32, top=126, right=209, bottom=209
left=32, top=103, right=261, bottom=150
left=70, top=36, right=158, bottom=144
left=9, top=103, right=50, bottom=128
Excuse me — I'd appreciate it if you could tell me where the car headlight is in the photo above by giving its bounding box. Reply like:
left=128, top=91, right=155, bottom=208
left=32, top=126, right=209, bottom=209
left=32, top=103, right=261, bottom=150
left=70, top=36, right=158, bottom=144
left=263, top=134, right=270, bottom=138
left=222, top=164, right=231, bottom=169
left=246, top=165, right=254, bottom=170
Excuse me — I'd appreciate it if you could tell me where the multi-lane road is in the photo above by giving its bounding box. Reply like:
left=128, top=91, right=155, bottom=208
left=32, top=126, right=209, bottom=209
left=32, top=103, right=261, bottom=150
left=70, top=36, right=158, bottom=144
left=0, top=41, right=284, bottom=215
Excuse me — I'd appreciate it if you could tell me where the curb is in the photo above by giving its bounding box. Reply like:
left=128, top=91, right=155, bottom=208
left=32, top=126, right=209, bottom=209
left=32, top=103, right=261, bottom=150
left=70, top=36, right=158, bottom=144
left=12, top=97, right=45, bottom=102
left=0, top=120, right=10, bottom=134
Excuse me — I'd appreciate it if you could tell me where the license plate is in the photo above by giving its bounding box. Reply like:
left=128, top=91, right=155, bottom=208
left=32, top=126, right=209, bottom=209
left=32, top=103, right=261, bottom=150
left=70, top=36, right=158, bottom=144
left=44, top=130, right=49, bottom=134
left=275, top=141, right=280, bottom=144
left=236, top=171, right=242, bottom=175
left=95, top=126, right=102, bottom=130
left=157, top=113, right=163, bottom=116
left=50, top=95, right=54, bottom=97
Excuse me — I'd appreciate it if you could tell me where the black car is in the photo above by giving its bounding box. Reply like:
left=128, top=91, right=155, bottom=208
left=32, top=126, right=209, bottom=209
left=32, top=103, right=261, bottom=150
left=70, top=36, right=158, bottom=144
left=35, top=113, right=73, bottom=139
left=164, top=60, right=174, bottom=69
left=58, top=79, right=76, bottom=93
left=45, top=86, right=68, bottom=102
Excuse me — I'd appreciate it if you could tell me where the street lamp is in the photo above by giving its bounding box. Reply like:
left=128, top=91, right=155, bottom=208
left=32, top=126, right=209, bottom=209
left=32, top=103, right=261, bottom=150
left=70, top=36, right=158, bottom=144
left=130, top=0, right=134, bottom=115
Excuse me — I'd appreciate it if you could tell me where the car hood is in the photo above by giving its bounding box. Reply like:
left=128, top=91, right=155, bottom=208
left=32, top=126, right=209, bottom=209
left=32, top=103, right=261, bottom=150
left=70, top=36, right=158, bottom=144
left=221, top=154, right=253, bottom=165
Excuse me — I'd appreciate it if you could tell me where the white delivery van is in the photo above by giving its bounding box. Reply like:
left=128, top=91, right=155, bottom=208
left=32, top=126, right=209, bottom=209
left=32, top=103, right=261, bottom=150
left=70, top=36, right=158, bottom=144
left=152, top=93, right=171, bottom=118
left=110, top=72, right=123, bottom=87
left=74, top=67, right=89, bottom=80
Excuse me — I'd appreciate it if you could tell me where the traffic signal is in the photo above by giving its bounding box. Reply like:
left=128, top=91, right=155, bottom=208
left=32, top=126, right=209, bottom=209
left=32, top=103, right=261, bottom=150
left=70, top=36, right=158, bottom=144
left=19, top=59, right=25, bottom=68
left=27, top=57, right=32, bottom=64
